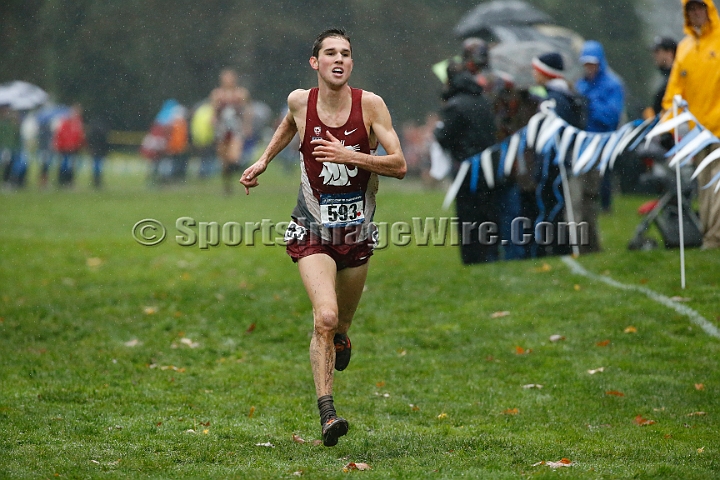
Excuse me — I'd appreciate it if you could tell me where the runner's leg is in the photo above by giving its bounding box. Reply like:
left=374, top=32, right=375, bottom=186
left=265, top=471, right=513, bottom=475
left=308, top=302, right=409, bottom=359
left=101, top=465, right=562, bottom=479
left=298, top=253, right=339, bottom=398
left=335, top=262, right=369, bottom=335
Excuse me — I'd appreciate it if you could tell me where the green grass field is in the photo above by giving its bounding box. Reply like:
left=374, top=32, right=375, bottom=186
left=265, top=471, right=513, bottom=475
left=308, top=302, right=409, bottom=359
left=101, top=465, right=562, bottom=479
left=1, top=157, right=719, bottom=479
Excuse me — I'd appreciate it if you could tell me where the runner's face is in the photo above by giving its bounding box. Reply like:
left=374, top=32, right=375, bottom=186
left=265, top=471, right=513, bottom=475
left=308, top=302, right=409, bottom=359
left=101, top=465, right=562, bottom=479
left=311, top=37, right=353, bottom=86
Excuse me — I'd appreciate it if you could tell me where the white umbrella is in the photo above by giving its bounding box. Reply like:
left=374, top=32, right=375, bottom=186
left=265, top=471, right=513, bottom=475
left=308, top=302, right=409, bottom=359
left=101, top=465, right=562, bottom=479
left=0, top=81, right=49, bottom=110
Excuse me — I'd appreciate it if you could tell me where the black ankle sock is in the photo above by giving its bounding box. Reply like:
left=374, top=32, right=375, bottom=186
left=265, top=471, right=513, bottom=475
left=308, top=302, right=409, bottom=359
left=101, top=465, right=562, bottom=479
left=317, top=395, right=337, bottom=425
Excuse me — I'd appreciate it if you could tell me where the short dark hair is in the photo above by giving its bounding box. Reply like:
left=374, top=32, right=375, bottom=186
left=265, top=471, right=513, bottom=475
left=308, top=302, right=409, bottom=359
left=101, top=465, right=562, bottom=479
left=312, top=28, right=352, bottom=58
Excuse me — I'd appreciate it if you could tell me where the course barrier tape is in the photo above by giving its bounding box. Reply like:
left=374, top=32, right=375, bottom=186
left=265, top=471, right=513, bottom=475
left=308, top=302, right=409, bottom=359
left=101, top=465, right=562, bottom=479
left=562, top=256, right=720, bottom=340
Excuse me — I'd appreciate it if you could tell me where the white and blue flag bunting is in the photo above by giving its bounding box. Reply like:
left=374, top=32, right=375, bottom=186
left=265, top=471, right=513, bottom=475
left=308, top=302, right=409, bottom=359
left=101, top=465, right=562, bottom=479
left=443, top=99, right=720, bottom=208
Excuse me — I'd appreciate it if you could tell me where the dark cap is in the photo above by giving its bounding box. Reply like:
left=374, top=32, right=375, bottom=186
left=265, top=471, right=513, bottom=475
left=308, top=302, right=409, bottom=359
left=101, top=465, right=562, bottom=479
left=532, top=52, right=565, bottom=78
left=653, top=36, right=677, bottom=53
left=686, top=0, right=707, bottom=7
left=462, top=37, right=489, bottom=69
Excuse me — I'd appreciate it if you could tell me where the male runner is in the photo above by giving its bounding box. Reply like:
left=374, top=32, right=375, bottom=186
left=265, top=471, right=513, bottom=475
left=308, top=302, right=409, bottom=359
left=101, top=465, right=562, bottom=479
left=240, top=28, right=406, bottom=446
left=211, top=68, right=251, bottom=193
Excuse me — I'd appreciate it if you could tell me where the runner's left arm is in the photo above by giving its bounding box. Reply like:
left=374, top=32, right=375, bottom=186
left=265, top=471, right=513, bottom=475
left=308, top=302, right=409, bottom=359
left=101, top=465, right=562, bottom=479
left=311, top=94, right=406, bottom=179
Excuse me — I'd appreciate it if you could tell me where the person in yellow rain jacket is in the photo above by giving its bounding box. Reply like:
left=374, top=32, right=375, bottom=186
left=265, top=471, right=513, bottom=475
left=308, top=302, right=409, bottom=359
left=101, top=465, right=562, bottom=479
left=663, top=0, right=720, bottom=249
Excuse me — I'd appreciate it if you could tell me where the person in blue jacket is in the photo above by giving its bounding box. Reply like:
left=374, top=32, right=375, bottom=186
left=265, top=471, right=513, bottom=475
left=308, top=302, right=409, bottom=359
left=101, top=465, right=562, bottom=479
left=575, top=40, right=625, bottom=212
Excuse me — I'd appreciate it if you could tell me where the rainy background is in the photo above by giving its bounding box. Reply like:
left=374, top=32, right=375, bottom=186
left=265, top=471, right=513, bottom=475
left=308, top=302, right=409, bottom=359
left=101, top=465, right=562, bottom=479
left=1, top=0, right=685, bottom=133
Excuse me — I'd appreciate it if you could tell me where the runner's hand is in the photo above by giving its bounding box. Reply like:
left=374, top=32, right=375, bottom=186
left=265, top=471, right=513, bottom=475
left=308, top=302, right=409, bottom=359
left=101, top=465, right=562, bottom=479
left=240, top=160, right=267, bottom=195
left=311, top=132, right=351, bottom=164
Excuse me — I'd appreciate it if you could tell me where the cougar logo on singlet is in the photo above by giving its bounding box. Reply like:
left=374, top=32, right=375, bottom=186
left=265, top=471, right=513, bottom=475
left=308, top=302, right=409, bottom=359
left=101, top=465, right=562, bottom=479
left=319, top=163, right=359, bottom=186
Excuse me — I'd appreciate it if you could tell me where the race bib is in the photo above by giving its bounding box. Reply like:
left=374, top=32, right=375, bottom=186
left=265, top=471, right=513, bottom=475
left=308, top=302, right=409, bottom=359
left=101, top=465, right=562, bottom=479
left=320, top=191, right=365, bottom=228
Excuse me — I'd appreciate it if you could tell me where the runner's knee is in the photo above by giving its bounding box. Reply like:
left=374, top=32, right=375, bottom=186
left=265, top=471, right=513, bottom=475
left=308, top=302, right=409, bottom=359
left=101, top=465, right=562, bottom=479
left=314, top=308, right=339, bottom=336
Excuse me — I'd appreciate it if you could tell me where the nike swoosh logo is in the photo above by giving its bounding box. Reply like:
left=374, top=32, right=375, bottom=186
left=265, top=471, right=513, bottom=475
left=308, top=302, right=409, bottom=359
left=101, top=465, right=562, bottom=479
left=344, top=129, right=357, bottom=136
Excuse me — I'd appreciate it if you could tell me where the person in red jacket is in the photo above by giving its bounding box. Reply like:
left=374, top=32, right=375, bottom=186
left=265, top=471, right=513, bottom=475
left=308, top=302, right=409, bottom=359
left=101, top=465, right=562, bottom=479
left=54, top=104, right=85, bottom=187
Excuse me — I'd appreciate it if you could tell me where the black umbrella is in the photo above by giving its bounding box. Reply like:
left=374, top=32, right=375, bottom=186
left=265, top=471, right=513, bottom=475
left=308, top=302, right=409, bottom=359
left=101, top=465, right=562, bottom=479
left=454, top=0, right=553, bottom=39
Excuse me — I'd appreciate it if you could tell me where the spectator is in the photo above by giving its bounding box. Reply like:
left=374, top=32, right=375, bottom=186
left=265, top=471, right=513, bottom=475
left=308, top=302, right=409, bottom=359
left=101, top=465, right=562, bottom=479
left=526, top=52, right=598, bottom=255
left=53, top=103, right=85, bottom=187
left=435, top=59, right=498, bottom=264
left=86, top=113, right=110, bottom=188
left=0, top=105, right=21, bottom=187
left=190, top=101, right=217, bottom=178
left=576, top=40, right=625, bottom=213
left=663, top=0, right=720, bottom=249
left=649, top=36, right=677, bottom=117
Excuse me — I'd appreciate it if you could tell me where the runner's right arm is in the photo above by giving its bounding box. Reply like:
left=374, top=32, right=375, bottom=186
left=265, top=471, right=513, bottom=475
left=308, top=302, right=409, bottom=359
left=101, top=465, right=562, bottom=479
left=240, top=90, right=304, bottom=194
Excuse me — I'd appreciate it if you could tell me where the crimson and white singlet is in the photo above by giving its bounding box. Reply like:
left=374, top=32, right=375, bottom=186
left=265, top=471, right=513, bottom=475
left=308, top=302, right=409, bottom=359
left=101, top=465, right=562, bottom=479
left=290, top=87, right=378, bottom=243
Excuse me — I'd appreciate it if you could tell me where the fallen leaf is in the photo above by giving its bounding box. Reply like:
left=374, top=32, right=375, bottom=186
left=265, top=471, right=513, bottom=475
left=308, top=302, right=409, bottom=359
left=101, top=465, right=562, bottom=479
left=186, top=429, right=196, bottom=433
left=605, top=390, right=625, bottom=397
left=697, top=447, right=705, bottom=453
left=143, top=306, right=158, bottom=315
left=587, top=424, right=612, bottom=430
left=90, top=460, right=100, bottom=465
left=640, top=278, right=649, bottom=284
left=534, top=263, right=552, bottom=273
left=311, top=440, right=322, bottom=446
left=502, top=408, right=519, bottom=415
left=248, top=406, right=255, bottom=418
left=343, top=462, right=371, bottom=472
left=409, top=404, right=420, bottom=411
left=634, top=415, right=655, bottom=426
left=546, top=458, right=573, bottom=468
left=549, top=334, right=565, bottom=342
left=624, top=326, right=637, bottom=334
left=180, top=338, right=200, bottom=348
left=687, top=411, right=707, bottom=417
left=485, top=355, right=495, bottom=362
left=491, top=311, right=511, bottom=318
left=437, top=412, right=448, bottom=419
left=670, top=296, right=691, bottom=302
left=573, top=284, right=581, bottom=291
left=292, top=434, right=305, bottom=444
left=695, top=384, right=705, bottom=391
left=124, top=339, right=140, bottom=347
left=181, top=272, right=191, bottom=280
left=246, top=323, right=256, bottom=334
left=255, top=442, right=274, bottom=448
left=158, top=365, right=185, bottom=372
left=522, top=384, right=543, bottom=389
left=664, top=434, right=672, bottom=439
left=376, top=381, right=386, bottom=388
left=588, top=367, right=605, bottom=375
left=86, top=257, right=103, bottom=268
left=292, top=471, right=303, bottom=476
left=596, top=340, right=611, bottom=347
left=203, top=429, right=209, bottom=434
left=515, top=346, right=532, bottom=355
left=397, top=348, right=407, bottom=356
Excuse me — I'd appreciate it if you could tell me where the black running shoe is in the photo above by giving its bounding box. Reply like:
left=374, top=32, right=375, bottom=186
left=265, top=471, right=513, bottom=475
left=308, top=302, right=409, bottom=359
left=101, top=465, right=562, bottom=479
left=334, top=333, right=351, bottom=371
left=321, top=417, right=349, bottom=447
